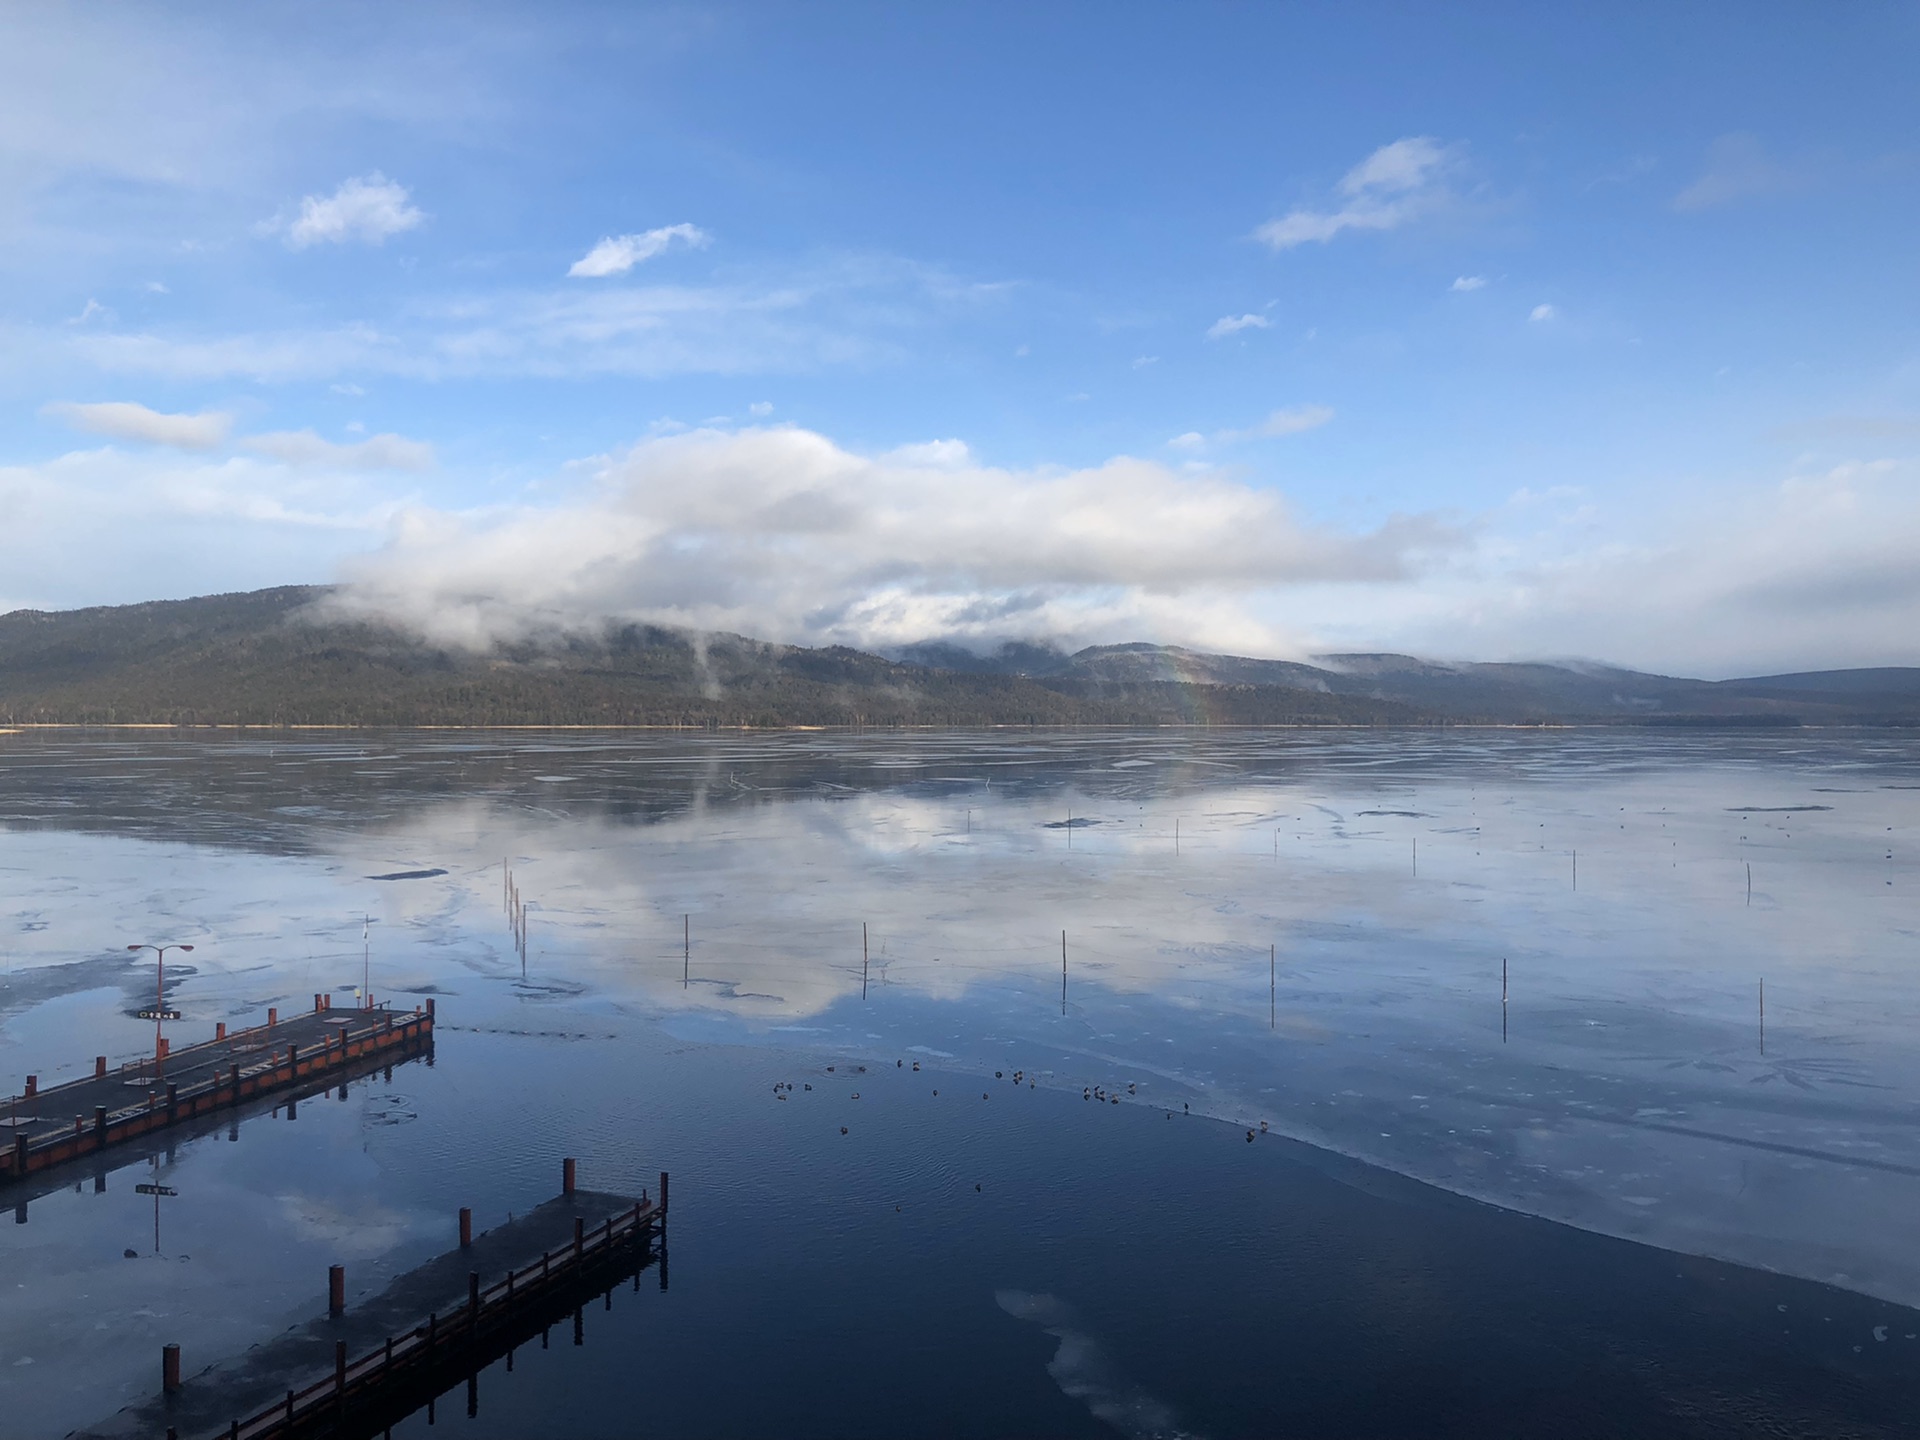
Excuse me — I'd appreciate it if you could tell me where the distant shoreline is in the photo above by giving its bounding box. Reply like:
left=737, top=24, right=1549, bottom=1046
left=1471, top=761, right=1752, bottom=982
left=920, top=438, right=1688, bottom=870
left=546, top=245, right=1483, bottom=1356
left=0, top=719, right=1892, bottom=734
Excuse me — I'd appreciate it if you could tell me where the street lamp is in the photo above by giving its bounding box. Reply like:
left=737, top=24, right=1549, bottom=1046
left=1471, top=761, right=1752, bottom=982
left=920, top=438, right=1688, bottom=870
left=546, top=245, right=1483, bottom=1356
left=127, top=943, right=194, bottom=1077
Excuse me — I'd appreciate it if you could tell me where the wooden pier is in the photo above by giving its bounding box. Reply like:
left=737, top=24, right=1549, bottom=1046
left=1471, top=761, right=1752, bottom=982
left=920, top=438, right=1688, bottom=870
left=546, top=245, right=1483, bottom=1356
left=2, top=997, right=434, bottom=1183
left=75, top=1165, right=670, bottom=1440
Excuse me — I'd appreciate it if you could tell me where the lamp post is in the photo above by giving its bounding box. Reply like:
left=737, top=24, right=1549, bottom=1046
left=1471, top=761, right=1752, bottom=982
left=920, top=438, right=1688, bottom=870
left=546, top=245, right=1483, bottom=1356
left=127, top=943, right=193, bottom=1078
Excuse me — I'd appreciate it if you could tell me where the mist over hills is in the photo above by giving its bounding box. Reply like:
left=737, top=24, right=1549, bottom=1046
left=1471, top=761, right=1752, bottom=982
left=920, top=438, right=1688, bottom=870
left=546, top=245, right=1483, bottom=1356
left=0, top=587, right=1915, bottom=728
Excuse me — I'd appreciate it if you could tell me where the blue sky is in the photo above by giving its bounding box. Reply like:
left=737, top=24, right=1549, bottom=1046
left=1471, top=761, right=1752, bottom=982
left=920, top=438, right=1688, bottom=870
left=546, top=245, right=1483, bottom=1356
left=3, top=2, right=1917, bottom=674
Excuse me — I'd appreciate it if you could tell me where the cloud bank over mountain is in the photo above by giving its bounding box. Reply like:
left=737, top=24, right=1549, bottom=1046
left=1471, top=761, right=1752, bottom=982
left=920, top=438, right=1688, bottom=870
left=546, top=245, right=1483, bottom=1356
left=324, top=425, right=1459, bottom=656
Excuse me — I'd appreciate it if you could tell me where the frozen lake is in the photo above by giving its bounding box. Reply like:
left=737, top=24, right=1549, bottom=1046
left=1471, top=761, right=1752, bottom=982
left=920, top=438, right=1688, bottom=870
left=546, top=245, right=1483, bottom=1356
left=3, top=728, right=1917, bottom=1437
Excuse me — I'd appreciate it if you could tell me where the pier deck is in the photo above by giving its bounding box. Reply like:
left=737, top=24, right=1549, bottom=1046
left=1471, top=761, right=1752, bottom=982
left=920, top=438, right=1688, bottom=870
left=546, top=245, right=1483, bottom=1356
left=74, top=1177, right=668, bottom=1440
left=3, top=999, right=434, bottom=1182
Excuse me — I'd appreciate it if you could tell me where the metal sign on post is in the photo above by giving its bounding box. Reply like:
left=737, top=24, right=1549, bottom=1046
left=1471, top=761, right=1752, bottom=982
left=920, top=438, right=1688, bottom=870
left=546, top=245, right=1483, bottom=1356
left=136, top=1009, right=183, bottom=1021
left=134, top=1183, right=178, bottom=1197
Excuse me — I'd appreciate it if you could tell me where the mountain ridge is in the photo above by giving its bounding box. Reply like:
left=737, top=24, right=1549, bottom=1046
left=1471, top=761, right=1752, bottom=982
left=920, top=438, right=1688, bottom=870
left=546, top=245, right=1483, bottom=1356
left=0, top=587, right=1915, bottom=727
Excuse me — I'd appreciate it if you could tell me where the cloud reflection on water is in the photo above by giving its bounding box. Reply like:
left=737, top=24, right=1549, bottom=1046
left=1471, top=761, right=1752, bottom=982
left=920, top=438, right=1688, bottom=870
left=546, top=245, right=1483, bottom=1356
left=3, top=728, right=1919, bottom=1313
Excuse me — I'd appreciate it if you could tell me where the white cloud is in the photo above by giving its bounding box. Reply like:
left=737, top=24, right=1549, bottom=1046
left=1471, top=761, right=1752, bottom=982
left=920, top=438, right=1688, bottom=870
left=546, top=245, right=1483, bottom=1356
left=1355, top=458, right=1920, bottom=677
left=1256, top=137, right=1460, bottom=250
left=144, top=281, right=169, bottom=294
left=1673, top=133, right=1802, bottom=212
left=880, top=438, right=970, bottom=467
left=241, top=429, right=435, bottom=471
left=567, top=224, right=709, bottom=278
left=748, top=401, right=773, bottom=417
left=1450, top=275, right=1487, bottom=292
left=279, top=173, right=423, bottom=249
left=1132, top=355, right=1158, bottom=368
left=1167, top=406, right=1334, bottom=452
left=1206, top=314, right=1270, bottom=340
left=1530, top=304, right=1557, bottom=322
left=59, top=253, right=971, bottom=383
left=43, top=400, right=232, bottom=450
left=1213, top=405, right=1335, bottom=445
left=69, top=298, right=114, bottom=325
left=0, top=445, right=403, bottom=613
left=323, top=424, right=1453, bottom=654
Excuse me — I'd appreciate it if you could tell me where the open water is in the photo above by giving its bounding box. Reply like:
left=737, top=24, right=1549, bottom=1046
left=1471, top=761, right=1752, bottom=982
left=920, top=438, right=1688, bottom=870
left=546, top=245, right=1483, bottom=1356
left=2, top=728, right=1918, bottom=1437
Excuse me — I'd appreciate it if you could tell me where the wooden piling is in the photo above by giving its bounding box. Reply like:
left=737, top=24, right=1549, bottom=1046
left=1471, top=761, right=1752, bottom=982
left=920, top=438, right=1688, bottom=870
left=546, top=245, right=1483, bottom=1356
left=163, top=1343, right=181, bottom=1394
left=94, top=1056, right=106, bottom=1079
left=329, top=1264, right=345, bottom=1316
left=460, top=1208, right=472, bottom=1247
left=563, top=1157, right=576, bottom=1196
left=1060, top=930, right=1067, bottom=1015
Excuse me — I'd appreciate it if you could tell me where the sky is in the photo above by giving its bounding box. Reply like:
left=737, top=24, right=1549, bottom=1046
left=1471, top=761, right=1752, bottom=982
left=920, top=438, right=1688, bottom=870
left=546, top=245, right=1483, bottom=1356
left=2, top=2, right=1917, bottom=676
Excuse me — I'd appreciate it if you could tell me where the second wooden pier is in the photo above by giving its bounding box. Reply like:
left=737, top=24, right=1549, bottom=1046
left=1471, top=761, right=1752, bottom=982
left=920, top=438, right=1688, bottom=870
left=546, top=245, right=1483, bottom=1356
left=3, top=997, right=435, bottom=1182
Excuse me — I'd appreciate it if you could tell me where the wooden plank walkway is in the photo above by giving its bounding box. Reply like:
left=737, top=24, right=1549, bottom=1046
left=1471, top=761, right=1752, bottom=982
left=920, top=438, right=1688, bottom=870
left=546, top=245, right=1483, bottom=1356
left=74, top=1169, right=669, bottom=1440
left=2, top=998, right=435, bottom=1183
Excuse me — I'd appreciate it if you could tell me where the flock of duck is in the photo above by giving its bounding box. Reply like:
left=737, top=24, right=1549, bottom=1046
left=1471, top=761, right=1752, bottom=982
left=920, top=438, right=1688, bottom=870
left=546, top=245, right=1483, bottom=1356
left=767, top=1058, right=1275, bottom=1146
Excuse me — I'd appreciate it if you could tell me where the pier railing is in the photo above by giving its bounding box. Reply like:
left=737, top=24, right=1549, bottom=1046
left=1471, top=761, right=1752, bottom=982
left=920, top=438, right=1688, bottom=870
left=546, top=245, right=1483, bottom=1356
left=5, top=1003, right=434, bottom=1180
left=215, top=1188, right=665, bottom=1440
